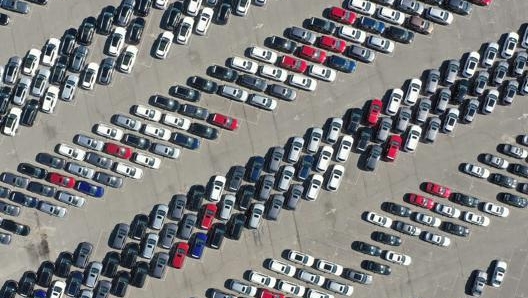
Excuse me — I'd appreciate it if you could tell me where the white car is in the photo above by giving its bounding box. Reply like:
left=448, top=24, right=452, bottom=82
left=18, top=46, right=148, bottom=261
left=185, top=0, right=202, bottom=16
left=107, top=27, right=127, bottom=57
left=154, top=31, right=174, bottom=59
left=248, top=94, right=277, bottom=111
left=154, top=0, right=168, bottom=9
left=347, top=0, right=376, bottom=15
left=259, top=65, right=288, bottom=82
left=42, top=38, right=61, bottom=66
left=315, top=259, right=344, bottom=276
left=442, top=108, right=459, bottom=133
left=501, top=32, right=519, bottom=59
left=482, top=89, right=498, bottom=114
left=142, top=123, right=171, bottom=141
left=403, top=78, right=421, bottom=105
left=208, top=175, right=226, bottom=202
left=57, top=143, right=86, bottom=161
left=56, top=191, right=85, bottom=208
left=315, top=146, right=334, bottom=172
left=268, top=259, right=296, bottom=277
left=230, top=56, right=259, bottom=74
left=423, top=232, right=451, bottom=247
left=287, top=250, right=315, bottom=266
left=383, top=250, right=412, bottom=266
left=490, top=260, right=507, bottom=287
left=162, top=114, right=191, bottom=130
left=337, top=26, right=367, bottom=44
left=195, top=7, right=213, bottom=35
left=336, top=135, right=353, bottom=162
left=414, top=212, right=441, bottom=227
left=376, top=7, right=405, bottom=25
left=277, top=280, right=305, bottom=297
left=218, top=194, right=235, bottom=220
left=305, top=174, right=324, bottom=201
left=481, top=42, right=499, bottom=68
left=81, top=62, right=99, bottom=90
left=132, top=104, right=162, bottom=121
left=22, top=48, right=41, bottom=76
left=366, top=211, right=393, bottom=227
left=288, top=74, right=317, bottom=91
left=424, top=7, right=454, bottom=25
left=386, top=88, right=403, bottom=115
left=326, top=164, right=345, bottom=192
left=462, top=51, right=480, bottom=77
left=463, top=211, right=490, bottom=227
left=49, top=280, right=66, bottom=298
left=132, top=152, right=162, bottom=169
left=308, top=65, right=337, bottom=82
left=434, top=203, right=461, bottom=218
left=248, top=270, right=277, bottom=288
left=404, top=125, right=421, bottom=152
left=483, top=202, right=510, bottom=217
left=114, top=162, right=143, bottom=179
left=3, top=107, right=22, bottom=136
left=60, top=74, right=79, bottom=102
left=249, top=46, right=278, bottom=64
left=41, top=86, right=59, bottom=113
left=234, top=0, right=251, bottom=16
left=307, top=289, right=335, bottom=298
left=95, top=123, right=124, bottom=141
left=118, top=45, right=138, bottom=73
left=176, top=17, right=194, bottom=45
left=463, top=163, right=490, bottom=179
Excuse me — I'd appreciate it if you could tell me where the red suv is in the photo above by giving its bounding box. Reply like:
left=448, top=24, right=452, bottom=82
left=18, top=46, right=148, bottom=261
left=104, top=143, right=133, bottom=159
left=425, top=182, right=452, bottom=198
left=298, top=46, right=327, bottom=64
left=329, top=6, right=357, bottom=24
left=171, top=242, right=189, bottom=269
left=200, top=203, right=217, bottom=230
left=385, top=135, right=402, bottom=161
left=279, top=55, right=308, bottom=73
left=48, top=172, right=76, bottom=188
left=318, top=35, right=347, bottom=53
left=367, top=99, right=382, bottom=126
left=210, top=113, right=239, bottom=131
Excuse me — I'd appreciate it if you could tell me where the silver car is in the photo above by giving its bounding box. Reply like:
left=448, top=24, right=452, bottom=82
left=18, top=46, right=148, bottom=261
left=424, top=117, right=441, bottom=143
left=149, top=252, right=169, bottom=279
left=140, top=233, right=159, bottom=259
left=159, top=222, right=177, bottom=249
left=266, top=194, right=284, bottom=221
left=168, top=194, right=187, bottom=220
left=31, top=69, right=50, bottom=97
left=443, top=59, right=459, bottom=85
left=376, top=117, right=392, bottom=142
left=395, top=107, right=412, bottom=133
left=149, top=204, right=168, bottom=230
left=425, top=69, right=440, bottom=95
left=74, top=134, right=105, bottom=151
left=152, top=143, right=180, bottom=159
left=93, top=172, right=123, bottom=188
left=66, top=162, right=96, bottom=179
left=85, top=152, right=114, bottom=169
left=4, top=56, right=22, bottom=84
left=56, top=191, right=85, bottom=207
left=267, top=147, right=284, bottom=173
left=286, top=184, right=303, bottom=210
left=289, top=26, right=316, bottom=44
left=12, top=77, right=31, bottom=106
left=257, top=175, right=274, bottom=201
left=83, top=261, right=103, bottom=288
left=434, top=88, right=450, bottom=114
left=415, top=98, right=431, bottom=124
left=471, top=270, right=487, bottom=297
left=60, top=74, right=79, bottom=101
left=113, top=114, right=142, bottom=131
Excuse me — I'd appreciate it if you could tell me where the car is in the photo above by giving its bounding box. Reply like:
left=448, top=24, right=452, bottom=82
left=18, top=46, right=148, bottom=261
left=376, top=6, right=404, bottom=25
left=315, top=259, right=343, bottom=276
left=434, top=203, right=461, bottom=218
left=127, top=17, right=146, bottom=45
left=348, top=0, right=376, bottom=15
left=462, top=99, right=479, bottom=123
left=478, top=42, right=499, bottom=69
left=1, top=172, right=29, bottom=189
left=364, top=260, right=391, bottom=276
left=171, top=85, right=201, bottom=102
left=69, top=46, right=90, bottom=74
left=337, top=26, right=367, bottom=44
left=336, top=135, right=353, bottom=162
left=238, top=74, right=267, bottom=92
left=422, top=231, right=451, bottom=247
left=79, top=62, right=99, bottom=91
left=425, top=182, right=452, bottom=198
left=501, top=193, right=527, bottom=208
left=277, top=280, right=305, bottom=297
left=408, top=193, right=435, bottom=210
left=60, top=74, right=80, bottom=102
left=233, top=0, right=250, bottom=16
left=304, top=174, right=324, bottom=201
left=315, top=145, right=334, bottom=172
left=217, top=85, right=248, bottom=102
left=9, top=191, right=39, bottom=208
left=97, top=6, right=116, bottom=35
left=425, top=70, right=441, bottom=96
left=286, top=249, right=315, bottom=266
left=267, top=259, right=296, bottom=277
left=151, top=31, right=173, bottom=59
left=36, top=262, right=55, bottom=288
left=501, top=32, right=519, bottom=59
left=107, top=27, right=126, bottom=57
left=228, top=280, right=257, bottom=296
left=382, top=134, right=401, bottom=161
left=20, top=99, right=39, bottom=127
left=76, top=181, right=105, bottom=197
left=453, top=79, right=470, bottom=105
left=442, top=108, right=459, bottom=134
left=2, top=107, right=22, bottom=136
left=462, top=163, right=490, bottom=179
left=394, top=221, right=422, bottom=236
left=329, top=6, right=357, bottom=25
left=4, top=56, right=22, bottom=84
left=296, top=154, right=314, bottom=181
left=513, top=51, right=528, bottom=77
left=482, top=153, right=508, bottom=169
left=118, top=45, right=138, bottom=73
left=297, top=45, right=327, bottom=64
left=267, top=35, right=297, bottom=53
left=519, top=74, right=528, bottom=95
left=502, top=80, right=519, bottom=105
left=490, top=260, right=507, bottom=288
left=40, top=86, right=59, bottom=113
left=288, top=26, right=317, bottom=45
left=372, top=230, right=402, bottom=246
left=424, top=7, right=454, bottom=25
left=189, top=76, right=219, bottom=94
left=385, top=202, right=411, bottom=217
left=394, top=106, right=411, bottom=133
left=12, top=77, right=31, bottom=106
left=403, top=125, right=421, bottom=152
left=101, top=251, right=120, bottom=278
left=491, top=173, right=518, bottom=189
left=142, top=123, right=171, bottom=141
left=41, top=38, right=61, bottom=67
left=318, top=35, right=347, bottom=54
left=355, top=127, right=372, bottom=153
left=229, top=56, right=259, bottom=74
left=77, top=16, right=96, bottom=46
left=195, top=7, right=213, bottom=35
left=383, top=250, right=412, bottom=266
left=414, top=212, right=442, bottom=227
left=326, top=164, right=344, bottom=192
left=471, top=71, right=489, bottom=96
left=214, top=2, right=231, bottom=25
left=175, top=16, right=194, bottom=45
left=22, top=49, right=41, bottom=77
left=450, top=193, right=479, bottom=209
left=403, top=78, right=421, bottom=106
left=462, top=51, right=480, bottom=78
left=307, top=17, right=336, bottom=35
left=446, top=0, right=473, bottom=15
left=48, top=281, right=66, bottom=298
left=209, top=65, right=238, bottom=82
left=131, top=104, right=161, bottom=122
left=249, top=271, right=277, bottom=287
left=502, top=144, right=528, bottom=159
left=38, top=200, right=68, bottom=218
left=249, top=46, right=278, bottom=64
left=483, top=202, right=510, bottom=217
left=463, top=211, right=490, bottom=227
left=113, top=162, right=143, bottom=179
left=366, top=211, right=393, bottom=228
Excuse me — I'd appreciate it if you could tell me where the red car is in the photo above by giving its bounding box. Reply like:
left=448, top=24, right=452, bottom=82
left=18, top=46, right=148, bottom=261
left=425, top=182, right=452, bottom=198
left=471, top=0, right=491, bottom=5
left=329, top=6, right=357, bottom=25
left=200, top=203, right=217, bottom=230
left=298, top=45, right=327, bottom=64
left=279, top=55, right=308, bottom=73
left=171, top=242, right=189, bottom=269
left=260, top=289, right=286, bottom=298
left=408, top=193, right=435, bottom=210
left=48, top=172, right=76, bottom=188
left=104, top=143, right=133, bottom=159
left=384, top=135, right=402, bottom=161
left=367, top=99, right=382, bottom=126
left=210, top=113, right=239, bottom=131
left=318, top=35, right=347, bottom=53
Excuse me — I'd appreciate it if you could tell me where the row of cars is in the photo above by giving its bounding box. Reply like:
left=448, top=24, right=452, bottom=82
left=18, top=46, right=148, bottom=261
left=471, top=260, right=507, bottom=297
left=0, top=0, right=49, bottom=26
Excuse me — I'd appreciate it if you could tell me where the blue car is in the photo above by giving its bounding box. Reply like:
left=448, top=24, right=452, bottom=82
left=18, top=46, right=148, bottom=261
left=172, top=133, right=200, bottom=150
left=327, top=55, right=357, bottom=73
left=33, top=289, right=47, bottom=298
left=246, top=156, right=265, bottom=183
left=358, top=16, right=385, bottom=35
left=75, top=181, right=104, bottom=198
left=296, top=155, right=314, bottom=181
left=190, top=232, right=207, bottom=259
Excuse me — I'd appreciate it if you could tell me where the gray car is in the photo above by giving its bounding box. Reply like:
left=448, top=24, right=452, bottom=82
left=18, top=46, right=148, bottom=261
left=424, top=117, right=441, bottom=143
left=159, top=223, right=177, bottom=249
left=12, top=77, right=31, bottom=106
left=425, top=69, right=440, bottom=95
left=267, top=146, right=284, bottom=173
left=74, top=242, right=93, bottom=268
left=74, top=134, right=105, bottom=151
left=346, top=45, right=376, bottom=63
left=257, top=175, right=274, bottom=201
left=149, top=204, right=168, bottom=230
left=443, top=59, right=459, bottom=85
left=472, top=71, right=489, bottom=95
left=70, top=46, right=90, bottom=73
left=365, top=145, right=382, bottom=171
left=168, top=194, right=187, bottom=220
left=113, top=114, right=142, bottom=131
left=4, top=56, right=22, bottom=84
left=1, top=0, right=30, bottom=14
left=66, top=162, right=96, bottom=179
left=286, top=184, right=303, bottom=210
left=501, top=80, right=519, bottom=105
left=471, top=270, right=487, bottom=297
left=31, top=69, right=50, bottom=97
left=376, top=117, right=392, bottom=143
left=289, top=26, right=316, bottom=44
left=83, top=261, right=103, bottom=288
left=266, top=194, right=284, bottom=221
left=1, top=172, right=29, bottom=188
left=434, top=88, right=450, bottom=114
left=151, top=143, right=180, bottom=159
left=94, top=172, right=123, bottom=188
left=394, top=107, right=412, bottom=133
left=512, top=51, right=527, bottom=77
left=149, top=252, right=169, bottom=279
left=343, top=268, right=373, bottom=284
left=0, top=201, right=20, bottom=217
left=415, top=98, right=431, bottom=124
left=94, top=280, right=111, bottom=298
left=110, top=223, right=129, bottom=250
left=177, top=213, right=196, bottom=240
left=268, top=84, right=297, bottom=101
left=85, top=152, right=114, bottom=169
left=60, top=74, right=79, bottom=101
left=492, top=61, right=508, bottom=85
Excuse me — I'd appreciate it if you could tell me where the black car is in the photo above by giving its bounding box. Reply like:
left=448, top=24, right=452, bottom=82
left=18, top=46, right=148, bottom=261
left=451, top=192, right=479, bottom=207
left=20, top=99, right=39, bottom=127
left=352, top=241, right=382, bottom=256
left=372, top=231, right=402, bottom=246
left=345, top=108, right=363, bottom=134
left=77, top=17, right=96, bottom=46
left=188, top=123, right=219, bottom=140
left=54, top=252, right=73, bottom=278
left=111, top=271, right=130, bottom=297
left=98, top=57, right=116, bottom=85
left=36, top=261, right=55, bottom=287
left=384, top=202, right=412, bottom=217
left=236, top=185, right=254, bottom=211
left=150, top=95, right=179, bottom=112
left=59, top=28, right=77, bottom=56
left=226, top=213, right=246, bottom=240
left=162, top=4, right=182, bottom=31
left=129, top=214, right=149, bottom=240
left=69, top=46, right=89, bottom=73
left=171, top=85, right=200, bottom=102
left=130, top=261, right=149, bottom=288
left=0, top=280, right=17, bottom=298
left=307, top=17, right=336, bottom=35
left=120, top=242, right=139, bottom=269
left=208, top=65, right=238, bottom=82
left=0, top=13, right=10, bottom=26
left=445, top=0, right=473, bottom=15
left=356, top=128, right=373, bottom=153
left=101, top=252, right=121, bottom=278
left=491, top=173, right=518, bottom=189
left=501, top=193, right=528, bottom=208
left=364, top=260, right=391, bottom=275
left=17, top=271, right=36, bottom=297
left=179, top=104, right=209, bottom=120
left=36, top=153, right=66, bottom=169
left=188, top=76, right=218, bottom=94
left=18, top=163, right=47, bottom=179
left=50, top=55, right=69, bottom=85
left=0, top=87, right=11, bottom=115
left=9, top=192, right=39, bottom=208
left=207, top=223, right=226, bottom=249
left=97, top=6, right=116, bottom=35
left=65, top=271, right=83, bottom=297
left=442, top=222, right=470, bottom=237
left=214, top=2, right=231, bottom=25
left=237, top=74, right=267, bottom=92
left=187, top=185, right=206, bottom=211
left=451, top=79, right=469, bottom=104
left=0, top=186, right=10, bottom=198
left=115, top=0, right=134, bottom=27
left=134, top=0, right=151, bottom=17
left=267, top=35, right=297, bottom=54
left=512, top=164, right=528, bottom=178
left=267, top=84, right=297, bottom=101
left=227, top=166, right=245, bottom=192
left=122, top=134, right=151, bottom=150
left=0, top=219, right=30, bottom=236
left=127, top=17, right=145, bottom=45
left=385, top=26, right=414, bottom=44
left=357, top=16, right=385, bottom=35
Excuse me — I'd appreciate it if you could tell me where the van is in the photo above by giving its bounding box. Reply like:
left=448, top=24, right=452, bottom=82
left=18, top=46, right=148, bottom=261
left=404, top=125, right=422, bottom=152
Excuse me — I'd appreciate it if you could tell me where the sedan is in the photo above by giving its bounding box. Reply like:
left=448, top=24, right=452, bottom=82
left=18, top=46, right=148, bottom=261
left=366, top=99, right=382, bottom=126
left=279, top=55, right=308, bottom=73
left=364, top=260, right=391, bottom=275
left=2, top=173, right=32, bottom=189
left=424, top=7, right=454, bottom=25
left=383, top=250, right=412, bottom=266
left=328, top=6, right=357, bottom=24
left=385, top=202, right=411, bottom=217
left=365, top=211, right=393, bottom=228
left=189, top=76, right=218, bottom=94
left=422, top=232, right=451, bottom=247
left=372, top=231, right=401, bottom=246
left=408, top=193, right=435, bottom=209
left=483, top=202, right=510, bottom=217
left=298, top=45, right=327, bottom=64
left=48, top=172, right=76, bottom=188
left=462, top=51, right=480, bottom=77
left=463, top=163, right=490, bottom=179
left=502, top=144, right=528, bottom=159
left=154, top=31, right=173, bottom=59
left=132, top=105, right=162, bottom=122
left=347, top=0, right=376, bottom=15
left=318, top=35, right=346, bottom=53
left=376, top=7, right=404, bottom=25
left=463, top=211, right=490, bottom=226
left=210, top=113, right=239, bottom=131
left=267, top=259, right=296, bottom=277
left=176, top=17, right=194, bottom=45
left=95, top=123, right=124, bottom=141
left=188, top=123, right=219, bottom=140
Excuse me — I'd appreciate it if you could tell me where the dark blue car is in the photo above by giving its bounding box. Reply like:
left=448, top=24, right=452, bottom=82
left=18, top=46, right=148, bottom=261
left=190, top=232, right=207, bottom=259
left=296, top=155, right=314, bottom=181
left=246, top=156, right=265, bottom=183
left=9, top=192, right=39, bottom=208
left=172, top=133, right=200, bottom=150
left=358, top=16, right=385, bottom=35
left=327, top=55, right=357, bottom=73
left=75, top=181, right=104, bottom=198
